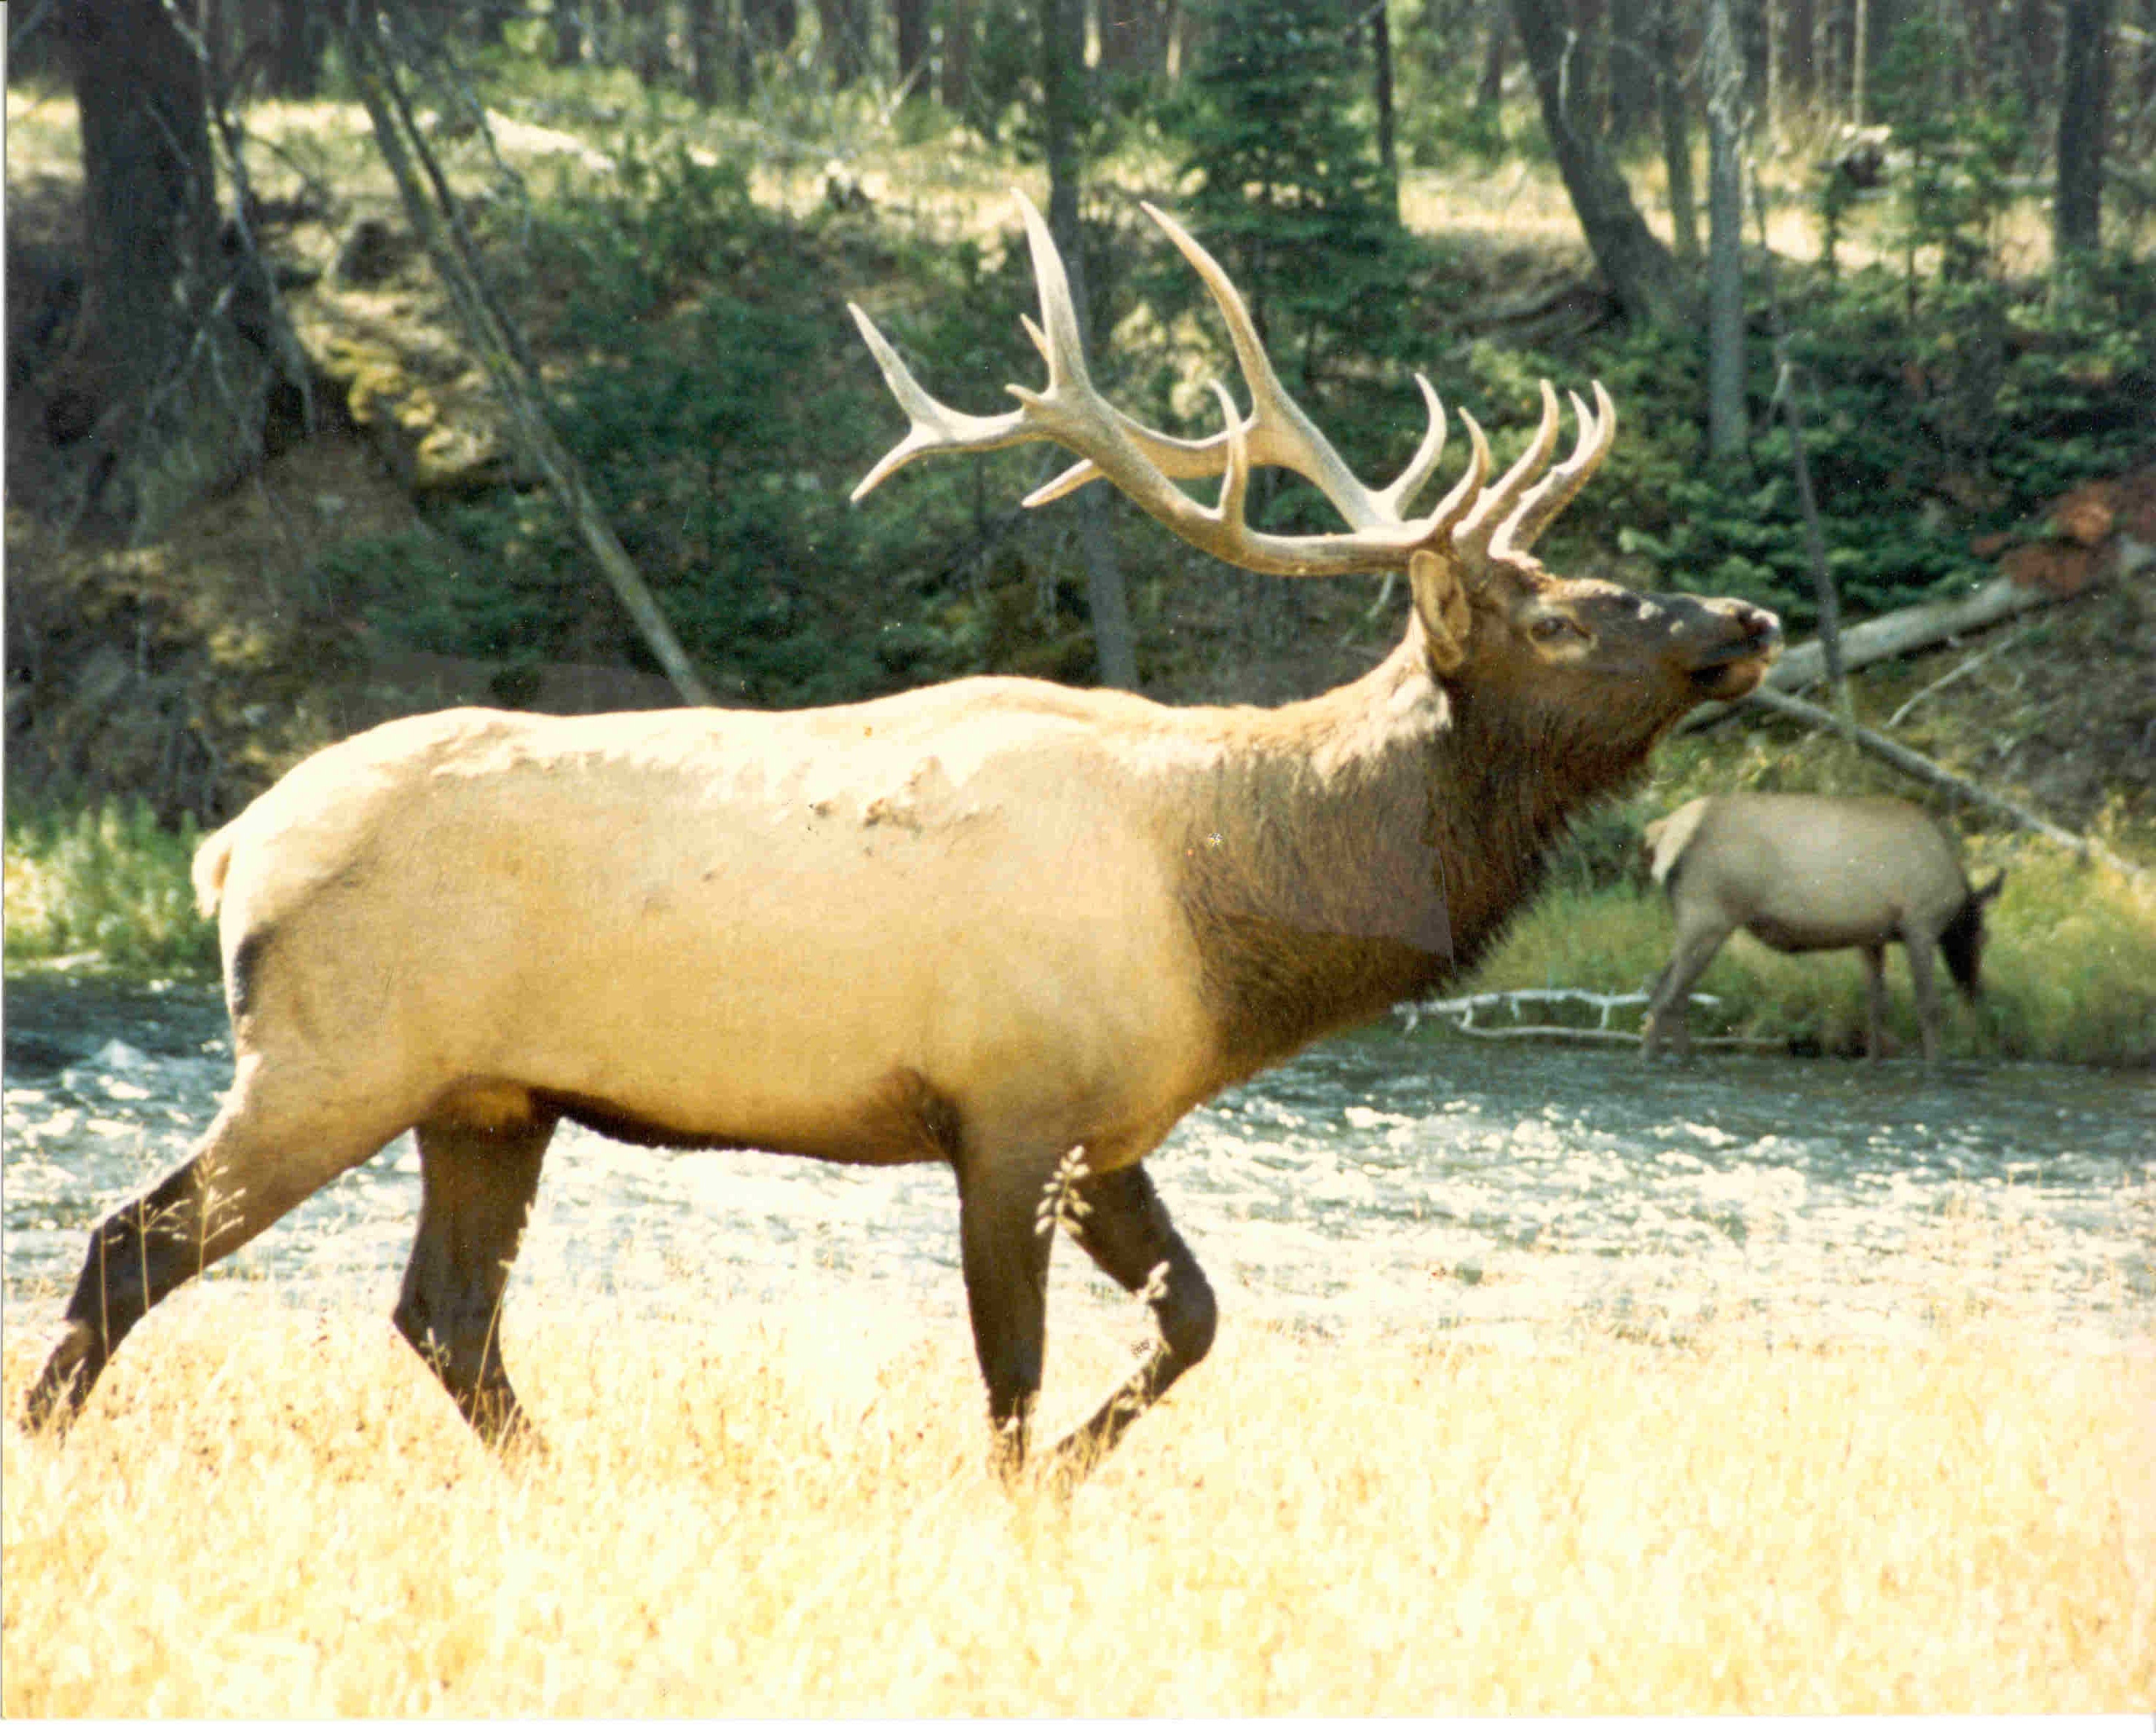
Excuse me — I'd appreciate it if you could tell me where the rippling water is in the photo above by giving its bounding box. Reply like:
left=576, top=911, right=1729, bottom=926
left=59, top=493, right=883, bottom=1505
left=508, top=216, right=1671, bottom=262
left=5, top=982, right=2151, bottom=1351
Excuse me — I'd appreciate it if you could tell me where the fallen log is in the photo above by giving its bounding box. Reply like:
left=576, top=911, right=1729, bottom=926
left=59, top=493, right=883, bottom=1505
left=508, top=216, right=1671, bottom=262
left=1681, top=571, right=2054, bottom=730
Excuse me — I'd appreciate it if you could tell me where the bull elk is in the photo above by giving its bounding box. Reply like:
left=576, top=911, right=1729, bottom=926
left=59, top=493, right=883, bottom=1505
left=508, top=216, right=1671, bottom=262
left=1640, top=793, right=2005, bottom=1062
left=24, top=196, right=1780, bottom=1483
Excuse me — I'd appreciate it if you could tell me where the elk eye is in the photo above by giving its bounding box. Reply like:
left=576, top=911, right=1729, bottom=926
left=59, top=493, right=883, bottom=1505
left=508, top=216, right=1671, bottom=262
left=1530, top=615, right=1580, bottom=644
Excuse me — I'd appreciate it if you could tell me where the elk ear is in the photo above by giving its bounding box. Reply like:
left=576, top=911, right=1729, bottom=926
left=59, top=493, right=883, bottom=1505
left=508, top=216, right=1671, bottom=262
left=1407, top=550, right=1472, bottom=674
left=1973, top=869, right=2006, bottom=905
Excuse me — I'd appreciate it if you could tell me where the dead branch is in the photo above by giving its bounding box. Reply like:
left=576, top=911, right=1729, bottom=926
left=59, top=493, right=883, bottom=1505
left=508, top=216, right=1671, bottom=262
left=337, top=0, right=714, bottom=706
left=1681, top=570, right=2061, bottom=731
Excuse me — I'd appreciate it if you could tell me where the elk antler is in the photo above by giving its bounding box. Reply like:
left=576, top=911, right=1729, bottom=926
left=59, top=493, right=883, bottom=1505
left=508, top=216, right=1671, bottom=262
left=849, top=194, right=1612, bottom=581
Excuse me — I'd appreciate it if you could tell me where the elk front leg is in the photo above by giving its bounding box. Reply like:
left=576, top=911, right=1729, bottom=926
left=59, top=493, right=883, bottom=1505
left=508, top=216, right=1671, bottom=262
left=955, top=1147, right=1060, bottom=1479
left=1900, top=931, right=1945, bottom=1065
left=1642, top=920, right=1733, bottom=1058
left=1047, top=1161, right=1217, bottom=1486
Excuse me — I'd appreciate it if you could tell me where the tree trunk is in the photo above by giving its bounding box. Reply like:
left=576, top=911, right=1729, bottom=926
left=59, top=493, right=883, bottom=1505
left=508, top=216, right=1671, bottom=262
left=1657, top=0, right=1699, bottom=263
left=339, top=0, right=716, bottom=707
left=60, top=0, right=281, bottom=544
left=1761, top=0, right=1780, bottom=132
left=553, top=2, right=585, bottom=65
left=687, top=0, right=723, bottom=100
left=746, top=0, right=802, bottom=55
left=1510, top=0, right=1690, bottom=324
left=816, top=0, right=869, bottom=84
left=1788, top=0, right=1814, bottom=100
left=1607, top=0, right=1657, bottom=141
left=2055, top=0, right=2114, bottom=256
left=1043, top=0, right=1140, bottom=690
left=939, top=0, right=973, bottom=103
left=264, top=0, right=328, bottom=94
left=1477, top=0, right=1510, bottom=107
left=1704, top=0, right=1745, bottom=455
left=619, top=0, right=672, bottom=84
left=894, top=0, right=931, bottom=92
left=2011, top=0, right=2051, bottom=119
left=1099, top=0, right=1167, bottom=76
left=1850, top=0, right=1868, bottom=119
left=1371, top=0, right=1399, bottom=218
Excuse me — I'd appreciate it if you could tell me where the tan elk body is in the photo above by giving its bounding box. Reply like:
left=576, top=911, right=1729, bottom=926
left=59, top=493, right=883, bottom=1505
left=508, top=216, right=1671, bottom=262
left=28, top=197, right=1780, bottom=1481
left=1640, top=793, right=2004, bottom=1062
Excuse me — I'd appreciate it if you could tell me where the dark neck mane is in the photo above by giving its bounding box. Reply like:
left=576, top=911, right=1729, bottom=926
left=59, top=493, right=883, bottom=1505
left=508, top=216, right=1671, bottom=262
left=1173, top=633, right=1647, bottom=1078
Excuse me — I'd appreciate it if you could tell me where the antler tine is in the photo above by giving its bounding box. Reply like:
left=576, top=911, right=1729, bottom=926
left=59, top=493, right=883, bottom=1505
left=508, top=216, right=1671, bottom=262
left=1450, top=379, right=1562, bottom=565
left=849, top=192, right=1097, bottom=505
left=1140, top=200, right=1391, bottom=529
left=1209, top=379, right=1253, bottom=534
left=1490, top=382, right=1618, bottom=558
left=1012, top=194, right=1094, bottom=394
left=1432, top=409, right=1491, bottom=537
left=848, top=301, right=1037, bottom=502
left=1372, top=374, right=1449, bottom=520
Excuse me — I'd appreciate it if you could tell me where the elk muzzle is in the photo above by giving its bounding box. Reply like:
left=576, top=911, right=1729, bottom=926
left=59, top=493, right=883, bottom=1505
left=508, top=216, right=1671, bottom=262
left=1676, top=599, right=1782, bottom=701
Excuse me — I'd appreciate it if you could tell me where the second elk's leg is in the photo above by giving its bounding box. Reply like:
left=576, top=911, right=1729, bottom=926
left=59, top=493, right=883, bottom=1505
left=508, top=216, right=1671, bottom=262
left=1049, top=1161, right=1217, bottom=1484
left=394, top=1115, right=556, bottom=1446
left=1860, top=944, right=1890, bottom=1062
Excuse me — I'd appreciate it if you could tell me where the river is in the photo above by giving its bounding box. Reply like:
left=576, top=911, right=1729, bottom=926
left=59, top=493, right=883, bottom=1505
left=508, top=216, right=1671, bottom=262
left=4, top=975, right=2151, bottom=1352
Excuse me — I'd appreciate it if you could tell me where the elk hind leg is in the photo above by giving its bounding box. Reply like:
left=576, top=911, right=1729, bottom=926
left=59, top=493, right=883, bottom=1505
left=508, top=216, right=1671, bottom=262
left=1859, top=944, right=1890, bottom=1061
left=393, top=1110, right=555, bottom=1447
left=1049, top=1161, right=1217, bottom=1486
left=24, top=1081, right=405, bottom=1432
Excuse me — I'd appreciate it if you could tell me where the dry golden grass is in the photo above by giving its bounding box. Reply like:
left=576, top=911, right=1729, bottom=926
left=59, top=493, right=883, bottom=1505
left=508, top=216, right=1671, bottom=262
left=5, top=1276, right=2150, bottom=1715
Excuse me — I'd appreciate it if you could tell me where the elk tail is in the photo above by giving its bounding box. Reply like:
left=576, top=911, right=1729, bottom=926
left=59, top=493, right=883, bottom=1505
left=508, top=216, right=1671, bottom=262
left=192, top=824, right=237, bottom=919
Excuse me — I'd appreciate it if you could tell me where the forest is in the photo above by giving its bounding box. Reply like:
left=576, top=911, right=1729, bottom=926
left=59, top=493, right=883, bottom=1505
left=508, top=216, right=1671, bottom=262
left=4, top=0, right=2153, bottom=1057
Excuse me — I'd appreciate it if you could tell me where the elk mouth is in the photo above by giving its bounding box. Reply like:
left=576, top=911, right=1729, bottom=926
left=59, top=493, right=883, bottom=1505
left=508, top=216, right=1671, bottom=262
left=1686, top=609, right=1782, bottom=700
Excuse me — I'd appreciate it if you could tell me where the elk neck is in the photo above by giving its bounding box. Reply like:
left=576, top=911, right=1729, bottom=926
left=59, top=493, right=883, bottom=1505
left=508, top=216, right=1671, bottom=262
left=1171, top=620, right=1622, bottom=1080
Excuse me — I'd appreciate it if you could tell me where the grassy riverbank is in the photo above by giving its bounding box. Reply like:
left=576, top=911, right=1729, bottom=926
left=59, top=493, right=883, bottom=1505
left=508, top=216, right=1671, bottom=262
left=2, top=801, right=216, bottom=978
left=3, top=1285, right=2149, bottom=1715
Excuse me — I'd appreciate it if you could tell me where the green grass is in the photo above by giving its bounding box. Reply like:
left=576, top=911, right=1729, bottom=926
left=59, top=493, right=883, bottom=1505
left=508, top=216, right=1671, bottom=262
left=1458, top=835, right=2156, bottom=1067
left=3, top=801, right=218, bottom=978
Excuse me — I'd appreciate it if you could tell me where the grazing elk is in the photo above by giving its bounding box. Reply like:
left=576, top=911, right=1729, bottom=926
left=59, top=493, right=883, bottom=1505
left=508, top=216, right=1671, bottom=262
left=25, top=196, right=1780, bottom=1483
left=1640, top=793, right=2005, bottom=1062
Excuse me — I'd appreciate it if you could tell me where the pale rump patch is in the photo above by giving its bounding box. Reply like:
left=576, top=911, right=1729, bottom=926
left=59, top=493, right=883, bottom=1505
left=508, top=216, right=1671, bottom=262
left=1646, top=797, right=1710, bottom=886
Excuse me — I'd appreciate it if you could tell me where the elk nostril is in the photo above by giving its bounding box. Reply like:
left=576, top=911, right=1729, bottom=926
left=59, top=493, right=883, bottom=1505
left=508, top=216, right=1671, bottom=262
left=1733, top=603, right=1780, bottom=642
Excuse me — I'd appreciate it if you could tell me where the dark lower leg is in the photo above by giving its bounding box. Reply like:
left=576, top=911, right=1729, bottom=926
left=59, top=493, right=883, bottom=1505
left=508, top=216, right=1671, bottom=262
left=1050, top=1161, right=1216, bottom=1483
left=1862, top=945, right=1889, bottom=1061
left=393, top=1118, right=552, bottom=1446
left=25, top=1140, right=302, bottom=1432
left=957, top=1152, right=1057, bottom=1478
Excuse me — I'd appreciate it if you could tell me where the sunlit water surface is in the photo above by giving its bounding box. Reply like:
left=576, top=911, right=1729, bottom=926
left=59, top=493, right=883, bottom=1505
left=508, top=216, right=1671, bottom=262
left=6, top=988, right=2151, bottom=1353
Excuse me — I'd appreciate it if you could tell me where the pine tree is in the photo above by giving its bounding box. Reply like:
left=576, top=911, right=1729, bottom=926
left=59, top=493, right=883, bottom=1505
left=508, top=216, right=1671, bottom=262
left=1168, top=0, right=1402, bottom=392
